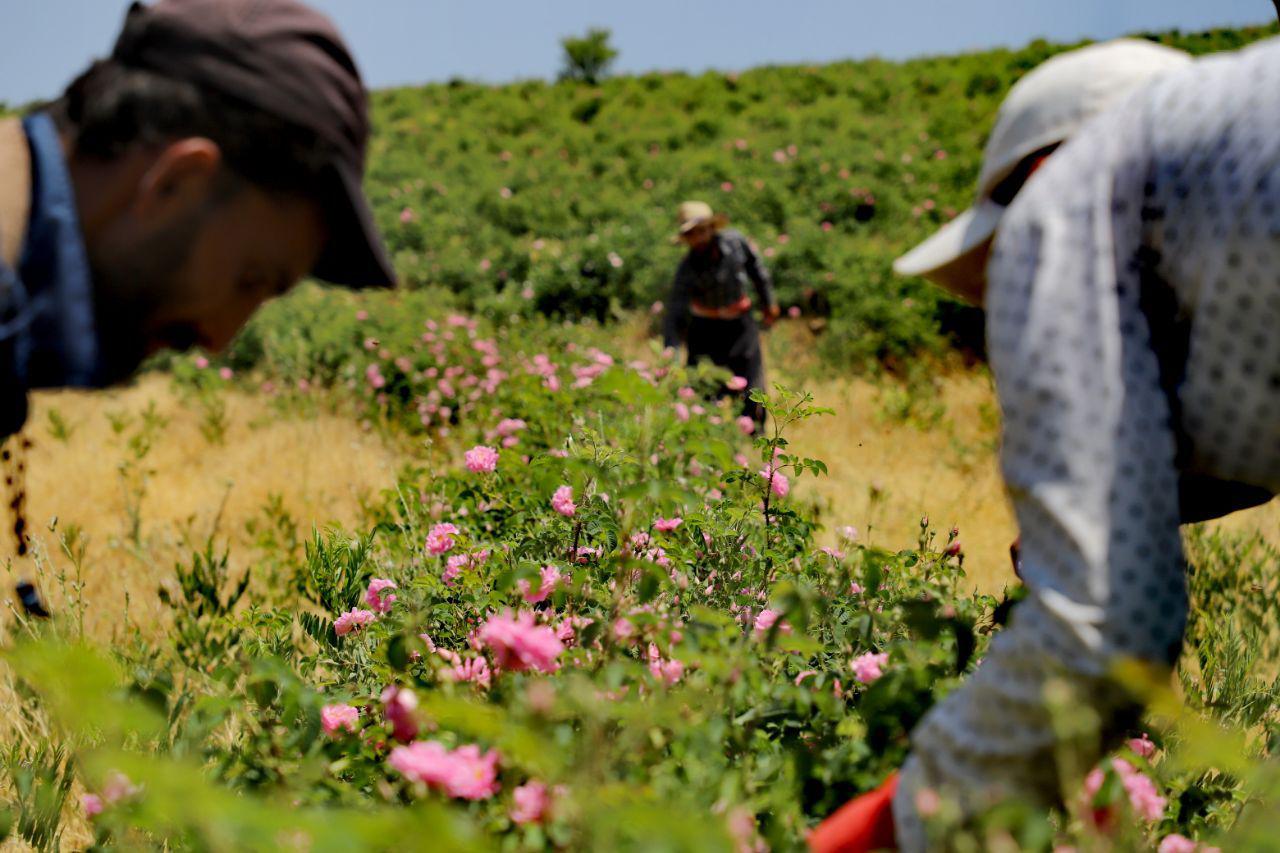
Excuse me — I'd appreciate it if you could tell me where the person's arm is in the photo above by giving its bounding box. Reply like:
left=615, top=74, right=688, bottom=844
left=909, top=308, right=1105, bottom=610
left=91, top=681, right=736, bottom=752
left=893, top=93, right=1187, bottom=850
left=662, top=261, right=692, bottom=350
left=738, top=235, right=779, bottom=323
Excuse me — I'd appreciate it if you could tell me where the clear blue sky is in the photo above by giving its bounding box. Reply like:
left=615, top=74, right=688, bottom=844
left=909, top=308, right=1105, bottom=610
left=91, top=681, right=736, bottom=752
left=1, top=0, right=1274, bottom=105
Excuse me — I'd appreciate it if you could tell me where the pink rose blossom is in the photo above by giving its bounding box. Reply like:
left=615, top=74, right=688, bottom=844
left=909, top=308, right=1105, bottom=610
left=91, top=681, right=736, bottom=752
left=753, top=608, right=791, bottom=638
left=334, top=607, right=376, bottom=636
left=551, top=485, right=576, bottom=517
left=426, top=522, right=460, bottom=555
left=82, top=793, right=104, bottom=817
left=852, top=651, right=889, bottom=684
left=365, top=578, right=398, bottom=613
left=726, top=376, right=748, bottom=391
left=1158, top=837, right=1197, bottom=853
left=612, top=617, right=636, bottom=642
left=519, top=565, right=563, bottom=604
left=388, top=740, right=500, bottom=800
left=760, top=464, right=790, bottom=498
left=445, top=744, right=501, bottom=800
left=321, top=703, right=360, bottom=736
left=449, top=656, right=492, bottom=689
left=511, top=781, right=551, bottom=824
left=647, top=642, right=684, bottom=685
left=653, top=516, right=683, bottom=532
left=478, top=610, right=565, bottom=673
left=794, top=670, right=818, bottom=686
left=194, top=355, right=209, bottom=369
left=1128, top=733, right=1157, bottom=759
left=100, top=771, right=140, bottom=803
left=736, top=415, right=756, bottom=435
left=1116, top=759, right=1166, bottom=821
left=1157, top=837, right=1218, bottom=853
left=465, top=445, right=500, bottom=473
left=218, top=366, right=233, bottom=380
left=381, top=685, right=420, bottom=742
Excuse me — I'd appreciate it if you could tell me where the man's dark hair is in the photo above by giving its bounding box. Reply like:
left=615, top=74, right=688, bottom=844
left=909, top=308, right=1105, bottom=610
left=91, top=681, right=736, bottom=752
left=49, top=58, right=338, bottom=196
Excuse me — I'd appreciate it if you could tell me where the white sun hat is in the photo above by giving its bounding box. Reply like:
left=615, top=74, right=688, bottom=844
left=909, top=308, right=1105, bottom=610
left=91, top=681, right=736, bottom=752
left=892, top=39, right=1191, bottom=298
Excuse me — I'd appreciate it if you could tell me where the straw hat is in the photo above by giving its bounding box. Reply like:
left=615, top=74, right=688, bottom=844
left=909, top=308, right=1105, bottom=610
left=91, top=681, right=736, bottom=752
left=893, top=39, right=1190, bottom=300
left=673, top=200, right=728, bottom=242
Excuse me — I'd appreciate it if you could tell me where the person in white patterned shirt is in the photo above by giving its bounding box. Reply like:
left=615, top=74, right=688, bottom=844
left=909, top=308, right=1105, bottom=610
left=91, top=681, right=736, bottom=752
left=808, top=37, right=1280, bottom=852
left=879, top=37, right=1280, bottom=851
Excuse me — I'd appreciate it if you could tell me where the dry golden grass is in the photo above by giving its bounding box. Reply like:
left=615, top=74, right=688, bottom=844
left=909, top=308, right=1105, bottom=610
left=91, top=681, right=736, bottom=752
left=787, top=371, right=1020, bottom=593
left=619, top=316, right=1278, bottom=593
left=0, top=338, right=1271, bottom=625
left=2, top=375, right=401, bottom=644
left=0, top=331, right=1273, bottom=849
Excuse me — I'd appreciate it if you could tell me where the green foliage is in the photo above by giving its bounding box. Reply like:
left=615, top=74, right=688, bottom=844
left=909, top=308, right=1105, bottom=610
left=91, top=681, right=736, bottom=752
left=560, top=28, right=619, bottom=85
left=44, top=408, right=73, bottom=444
left=10, top=299, right=1280, bottom=849
left=297, top=22, right=1280, bottom=376
left=2, top=743, right=74, bottom=851
left=9, top=24, right=1280, bottom=852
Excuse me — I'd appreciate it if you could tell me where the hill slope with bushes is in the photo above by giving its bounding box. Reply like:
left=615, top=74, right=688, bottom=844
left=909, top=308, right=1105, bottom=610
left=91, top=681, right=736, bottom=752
left=362, top=22, right=1278, bottom=371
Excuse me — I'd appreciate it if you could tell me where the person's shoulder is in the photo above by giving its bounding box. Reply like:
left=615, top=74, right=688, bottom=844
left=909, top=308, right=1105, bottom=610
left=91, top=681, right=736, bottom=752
left=720, top=228, right=748, bottom=245
left=0, top=117, right=32, bottom=269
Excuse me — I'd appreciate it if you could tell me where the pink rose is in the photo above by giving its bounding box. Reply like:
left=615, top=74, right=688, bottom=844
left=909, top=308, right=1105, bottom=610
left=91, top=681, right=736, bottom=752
left=551, top=485, right=576, bottom=518
left=334, top=607, right=376, bottom=637
left=852, top=651, right=889, bottom=684
left=1158, top=836, right=1197, bottom=853
left=754, top=608, right=791, bottom=638
left=321, top=703, right=360, bottom=736
left=1128, top=733, right=1157, bottom=759
left=760, top=464, right=790, bottom=498
left=81, top=793, right=104, bottom=817
left=518, top=565, right=563, bottom=604
left=380, top=685, right=420, bottom=742
left=448, top=656, right=492, bottom=690
left=388, top=740, right=500, bottom=800
left=426, top=522, right=460, bottom=555
left=653, top=516, right=683, bottom=533
left=510, top=781, right=551, bottom=824
left=364, top=578, right=398, bottom=614
left=465, top=445, right=500, bottom=473
left=478, top=610, right=565, bottom=673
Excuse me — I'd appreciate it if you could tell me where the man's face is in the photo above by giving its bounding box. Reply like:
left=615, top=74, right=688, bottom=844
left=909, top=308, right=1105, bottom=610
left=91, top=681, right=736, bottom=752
left=84, top=143, right=324, bottom=383
left=143, top=185, right=324, bottom=354
left=681, top=223, right=715, bottom=251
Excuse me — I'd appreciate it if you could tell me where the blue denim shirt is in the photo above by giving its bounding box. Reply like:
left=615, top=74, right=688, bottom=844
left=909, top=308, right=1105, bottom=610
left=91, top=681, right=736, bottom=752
left=0, top=112, right=100, bottom=436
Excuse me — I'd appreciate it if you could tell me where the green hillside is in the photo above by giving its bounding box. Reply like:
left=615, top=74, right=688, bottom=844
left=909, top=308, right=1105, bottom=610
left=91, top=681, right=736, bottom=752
left=364, top=22, right=1278, bottom=370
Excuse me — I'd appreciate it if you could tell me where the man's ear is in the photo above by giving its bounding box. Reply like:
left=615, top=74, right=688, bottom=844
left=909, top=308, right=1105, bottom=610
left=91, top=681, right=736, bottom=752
left=132, top=138, right=224, bottom=222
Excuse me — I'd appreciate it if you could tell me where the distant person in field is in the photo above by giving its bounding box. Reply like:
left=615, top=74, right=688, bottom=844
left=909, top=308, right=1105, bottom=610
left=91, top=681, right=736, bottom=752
left=810, top=39, right=1264, bottom=852
left=662, top=201, right=780, bottom=424
left=0, top=0, right=393, bottom=443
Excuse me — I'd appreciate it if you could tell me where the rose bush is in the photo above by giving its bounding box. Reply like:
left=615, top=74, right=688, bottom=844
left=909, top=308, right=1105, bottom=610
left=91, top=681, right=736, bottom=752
left=6, top=301, right=1276, bottom=850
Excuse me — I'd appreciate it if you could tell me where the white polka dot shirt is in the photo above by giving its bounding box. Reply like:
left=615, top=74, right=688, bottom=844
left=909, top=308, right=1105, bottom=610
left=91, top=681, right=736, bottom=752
left=893, top=37, right=1280, bottom=849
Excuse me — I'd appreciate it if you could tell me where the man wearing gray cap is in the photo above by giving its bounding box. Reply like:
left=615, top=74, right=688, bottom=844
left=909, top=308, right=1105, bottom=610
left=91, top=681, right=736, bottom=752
left=882, top=37, right=1280, bottom=852
left=0, top=0, right=394, bottom=441
left=813, top=39, right=1211, bottom=851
